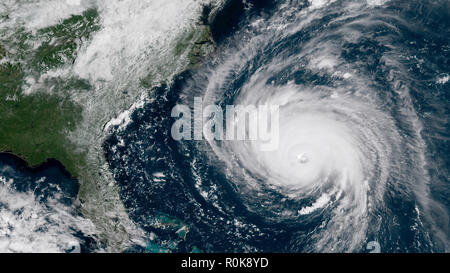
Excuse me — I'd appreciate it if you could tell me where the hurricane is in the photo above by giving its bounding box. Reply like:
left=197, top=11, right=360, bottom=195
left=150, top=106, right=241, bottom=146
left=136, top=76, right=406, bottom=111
left=101, top=0, right=450, bottom=253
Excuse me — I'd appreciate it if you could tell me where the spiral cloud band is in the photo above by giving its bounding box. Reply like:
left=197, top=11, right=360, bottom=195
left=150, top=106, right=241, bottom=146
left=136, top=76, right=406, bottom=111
left=105, top=0, right=449, bottom=252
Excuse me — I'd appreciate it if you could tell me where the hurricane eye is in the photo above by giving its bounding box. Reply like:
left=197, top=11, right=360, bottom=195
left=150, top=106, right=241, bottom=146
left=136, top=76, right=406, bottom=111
left=296, top=153, right=309, bottom=164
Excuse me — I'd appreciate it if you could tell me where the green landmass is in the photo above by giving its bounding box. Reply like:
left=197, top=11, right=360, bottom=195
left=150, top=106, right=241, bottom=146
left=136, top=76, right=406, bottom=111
left=0, top=9, right=99, bottom=176
left=0, top=62, right=84, bottom=175
left=33, top=8, right=100, bottom=72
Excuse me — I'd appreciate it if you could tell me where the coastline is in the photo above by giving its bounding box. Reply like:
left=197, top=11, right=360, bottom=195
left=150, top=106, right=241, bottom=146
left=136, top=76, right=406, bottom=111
left=0, top=0, right=231, bottom=252
left=0, top=152, right=76, bottom=179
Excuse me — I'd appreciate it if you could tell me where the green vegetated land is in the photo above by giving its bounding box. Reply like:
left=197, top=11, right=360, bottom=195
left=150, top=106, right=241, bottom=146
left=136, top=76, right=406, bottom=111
left=0, top=62, right=83, bottom=174
left=0, top=9, right=100, bottom=176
